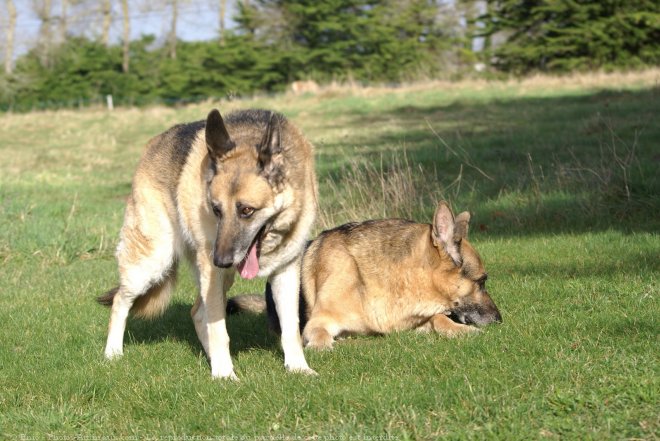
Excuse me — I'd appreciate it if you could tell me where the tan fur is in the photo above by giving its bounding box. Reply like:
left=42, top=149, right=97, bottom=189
left=130, top=266, right=177, bottom=320
left=226, top=294, right=267, bottom=315
left=300, top=202, right=501, bottom=349
left=99, top=109, right=318, bottom=378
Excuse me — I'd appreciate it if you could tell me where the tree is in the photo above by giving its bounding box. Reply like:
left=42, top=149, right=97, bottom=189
left=454, top=0, right=483, bottom=67
left=32, top=0, right=54, bottom=67
left=59, top=0, right=69, bottom=41
left=101, top=0, right=112, bottom=46
left=235, top=0, right=259, bottom=37
left=479, top=0, right=660, bottom=73
left=4, top=0, right=17, bottom=74
left=234, top=0, right=450, bottom=82
left=219, top=0, right=227, bottom=44
left=121, top=0, right=129, bottom=72
left=168, top=0, right=179, bottom=59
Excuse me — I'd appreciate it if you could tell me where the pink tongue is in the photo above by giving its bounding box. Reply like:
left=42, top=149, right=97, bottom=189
left=238, top=241, right=259, bottom=279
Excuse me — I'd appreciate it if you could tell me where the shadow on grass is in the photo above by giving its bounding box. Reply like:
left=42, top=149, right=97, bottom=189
left=125, top=300, right=278, bottom=358
left=314, top=87, right=660, bottom=236
left=502, top=248, right=658, bottom=279
left=595, top=318, right=657, bottom=341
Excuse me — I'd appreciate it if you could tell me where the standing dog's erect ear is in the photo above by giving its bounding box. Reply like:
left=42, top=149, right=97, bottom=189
left=432, top=201, right=462, bottom=266
left=258, top=112, right=282, bottom=166
left=206, top=109, right=234, bottom=158
left=257, top=112, right=285, bottom=183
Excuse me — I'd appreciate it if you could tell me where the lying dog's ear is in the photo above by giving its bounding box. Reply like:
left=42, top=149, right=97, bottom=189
left=257, top=112, right=285, bottom=184
left=432, top=201, right=462, bottom=266
left=206, top=109, right=234, bottom=158
left=454, top=211, right=471, bottom=241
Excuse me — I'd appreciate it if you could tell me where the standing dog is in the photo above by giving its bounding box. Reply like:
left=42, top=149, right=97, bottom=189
left=98, top=109, right=317, bottom=378
left=229, top=202, right=501, bottom=349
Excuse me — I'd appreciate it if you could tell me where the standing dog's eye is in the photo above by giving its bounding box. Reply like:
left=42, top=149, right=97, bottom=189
left=212, top=204, right=222, bottom=218
left=239, top=206, right=255, bottom=218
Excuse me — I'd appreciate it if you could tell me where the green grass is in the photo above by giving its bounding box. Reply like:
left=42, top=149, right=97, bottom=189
left=0, top=71, right=658, bottom=439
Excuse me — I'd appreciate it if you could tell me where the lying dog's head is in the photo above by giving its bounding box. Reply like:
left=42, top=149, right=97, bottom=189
left=431, top=201, right=502, bottom=327
left=204, top=109, right=285, bottom=279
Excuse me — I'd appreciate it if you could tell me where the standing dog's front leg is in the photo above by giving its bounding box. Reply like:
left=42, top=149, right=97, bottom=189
left=191, top=253, right=237, bottom=380
left=269, top=259, right=316, bottom=375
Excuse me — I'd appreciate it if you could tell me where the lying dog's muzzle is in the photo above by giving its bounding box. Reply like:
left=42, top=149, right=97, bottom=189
left=449, top=304, right=502, bottom=327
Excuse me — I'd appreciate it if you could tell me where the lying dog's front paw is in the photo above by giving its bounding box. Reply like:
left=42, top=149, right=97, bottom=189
left=443, top=324, right=481, bottom=338
left=430, top=314, right=482, bottom=337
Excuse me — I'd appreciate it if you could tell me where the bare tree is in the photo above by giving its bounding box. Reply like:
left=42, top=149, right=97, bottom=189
left=219, top=0, right=226, bottom=44
left=4, top=0, right=17, bottom=74
left=121, top=0, right=129, bottom=72
left=59, top=0, right=69, bottom=41
left=33, top=0, right=54, bottom=67
left=101, top=0, right=112, bottom=46
left=167, top=0, right=179, bottom=59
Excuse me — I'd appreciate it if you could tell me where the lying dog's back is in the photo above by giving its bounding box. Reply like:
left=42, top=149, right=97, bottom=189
left=301, top=219, right=432, bottom=331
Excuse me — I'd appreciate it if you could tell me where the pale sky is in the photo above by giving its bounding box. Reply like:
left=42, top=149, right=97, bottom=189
left=3, top=1, right=238, bottom=59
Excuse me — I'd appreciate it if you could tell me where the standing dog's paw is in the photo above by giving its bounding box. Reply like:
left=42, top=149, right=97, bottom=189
left=211, top=370, right=239, bottom=381
left=286, top=366, right=319, bottom=376
left=104, top=347, right=123, bottom=360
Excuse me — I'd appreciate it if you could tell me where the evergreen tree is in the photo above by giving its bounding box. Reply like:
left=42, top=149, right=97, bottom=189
left=235, top=0, right=450, bottom=82
left=479, top=0, right=660, bottom=73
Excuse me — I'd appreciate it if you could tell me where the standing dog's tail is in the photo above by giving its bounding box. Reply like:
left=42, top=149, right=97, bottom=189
left=97, top=287, right=119, bottom=307
left=96, top=271, right=176, bottom=320
left=226, top=294, right=267, bottom=315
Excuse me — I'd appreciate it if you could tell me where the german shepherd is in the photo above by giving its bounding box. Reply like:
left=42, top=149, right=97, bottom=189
left=98, top=109, right=318, bottom=378
left=228, top=202, right=501, bottom=349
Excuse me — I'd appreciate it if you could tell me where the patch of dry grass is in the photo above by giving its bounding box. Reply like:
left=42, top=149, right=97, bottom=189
left=281, top=67, right=660, bottom=100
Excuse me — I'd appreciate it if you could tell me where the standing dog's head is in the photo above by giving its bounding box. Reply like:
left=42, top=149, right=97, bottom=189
left=204, top=109, right=285, bottom=279
left=431, top=201, right=502, bottom=327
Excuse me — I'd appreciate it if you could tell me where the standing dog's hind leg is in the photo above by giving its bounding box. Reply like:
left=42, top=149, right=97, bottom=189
left=104, top=288, right=132, bottom=359
left=103, top=201, right=178, bottom=360
left=103, top=267, right=177, bottom=359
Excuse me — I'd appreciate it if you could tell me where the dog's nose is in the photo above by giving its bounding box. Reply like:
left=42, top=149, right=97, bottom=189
left=213, top=252, right=234, bottom=268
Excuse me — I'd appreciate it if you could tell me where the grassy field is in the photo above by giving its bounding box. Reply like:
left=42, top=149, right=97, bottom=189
left=0, top=69, right=658, bottom=439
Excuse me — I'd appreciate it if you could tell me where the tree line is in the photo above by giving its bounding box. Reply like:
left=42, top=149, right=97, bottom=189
left=0, top=0, right=658, bottom=112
